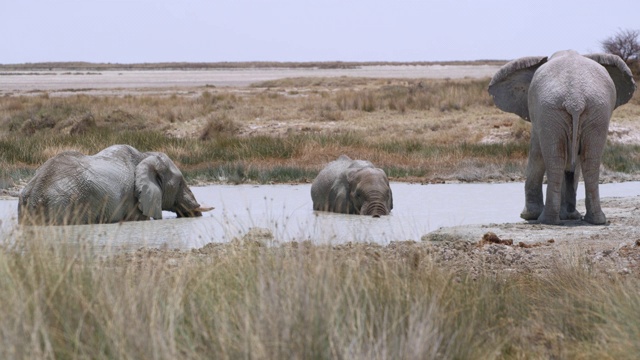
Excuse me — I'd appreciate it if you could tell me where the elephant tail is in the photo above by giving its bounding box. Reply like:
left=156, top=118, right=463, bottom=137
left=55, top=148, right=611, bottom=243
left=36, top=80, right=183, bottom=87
left=569, top=110, right=581, bottom=173
left=564, top=109, right=581, bottom=201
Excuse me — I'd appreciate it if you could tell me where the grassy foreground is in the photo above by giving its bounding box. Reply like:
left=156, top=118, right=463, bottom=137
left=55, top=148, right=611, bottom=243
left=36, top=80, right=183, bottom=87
left=1, top=234, right=638, bottom=359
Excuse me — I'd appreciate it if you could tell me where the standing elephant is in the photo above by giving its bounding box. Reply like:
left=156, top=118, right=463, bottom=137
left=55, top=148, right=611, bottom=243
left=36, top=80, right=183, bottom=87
left=19, top=144, right=212, bottom=225
left=311, top=155, right=393, bottom=217
left=488, top=50, right=636, bottom=224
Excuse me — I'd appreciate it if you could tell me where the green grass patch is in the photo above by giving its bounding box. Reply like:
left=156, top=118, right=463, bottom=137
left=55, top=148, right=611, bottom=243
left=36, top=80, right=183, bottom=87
left=603, top=143, right=640, bottom=173
left=184, top=163, right=316, bottom=184
left=3, top=127, right=640, bottom=186
left=384, top=166, right=430, bottom=179
left=378, top=139, right=529, bottom=158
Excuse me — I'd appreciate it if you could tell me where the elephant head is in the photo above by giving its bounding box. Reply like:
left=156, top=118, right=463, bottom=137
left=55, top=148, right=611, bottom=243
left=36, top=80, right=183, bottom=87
left=135, top=152, right=211, bottom=219
left=311, top=155, right=393, bottom=217
left=347, top=167, right=393, bottom=217
left=18, top=144, right=212, bottom=225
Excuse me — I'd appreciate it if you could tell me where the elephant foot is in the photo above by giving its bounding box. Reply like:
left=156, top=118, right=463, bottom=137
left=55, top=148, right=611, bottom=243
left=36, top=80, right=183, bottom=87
left=583, top=211, right=607, bottom=225
left=560, top=209, right=581, bottom=220
left=520, top=204, right=543, bottom=221
left=537, top=216, right=562, bottom=225
left=537, top=209, right=562, bottom=225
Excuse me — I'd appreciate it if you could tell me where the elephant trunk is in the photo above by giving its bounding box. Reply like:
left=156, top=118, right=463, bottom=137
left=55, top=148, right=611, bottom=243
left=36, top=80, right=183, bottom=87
left=175, top=204, right=214, bottom=218
left=173, top=184, right=213, bottom=218
left=361, top=201, right=390, bottom=217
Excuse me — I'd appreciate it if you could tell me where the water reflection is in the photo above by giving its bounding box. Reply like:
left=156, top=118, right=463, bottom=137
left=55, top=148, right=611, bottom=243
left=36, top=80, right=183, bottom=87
left=4, top=181, right=640, bottom=250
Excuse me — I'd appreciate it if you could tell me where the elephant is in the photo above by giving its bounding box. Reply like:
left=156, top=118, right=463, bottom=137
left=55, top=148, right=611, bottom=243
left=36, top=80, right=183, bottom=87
left=488, top=50, right=636, bottom=225
left=18, top=144, right=212, bottom=225
left=311, top=155, right=393, bottom=217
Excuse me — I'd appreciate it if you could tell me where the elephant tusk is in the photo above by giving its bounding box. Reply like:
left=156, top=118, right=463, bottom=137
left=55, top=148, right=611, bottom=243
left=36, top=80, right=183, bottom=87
left=194, top=206, right=214, bottom=212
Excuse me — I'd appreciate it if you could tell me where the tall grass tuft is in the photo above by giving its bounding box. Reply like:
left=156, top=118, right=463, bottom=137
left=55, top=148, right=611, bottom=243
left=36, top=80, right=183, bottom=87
left=1, top=235, right=639, bottom=358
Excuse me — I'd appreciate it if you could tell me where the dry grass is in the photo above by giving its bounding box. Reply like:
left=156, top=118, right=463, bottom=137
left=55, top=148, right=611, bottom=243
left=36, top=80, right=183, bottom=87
left=1, top=232, right=639, bottom=359
left=0, top=77, right=639, bottom=186
left=0, top=78, right=525, bottom=185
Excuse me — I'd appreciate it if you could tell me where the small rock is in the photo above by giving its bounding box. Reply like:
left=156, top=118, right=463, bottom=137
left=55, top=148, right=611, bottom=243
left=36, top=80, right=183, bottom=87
left=480, top=232, right=513, bottom=246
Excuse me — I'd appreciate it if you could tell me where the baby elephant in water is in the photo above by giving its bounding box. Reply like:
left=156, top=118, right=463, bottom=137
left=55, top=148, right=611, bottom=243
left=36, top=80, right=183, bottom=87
left=311, top=155, right=393, bottom=217
left=19, top=144, right=212, bottom=225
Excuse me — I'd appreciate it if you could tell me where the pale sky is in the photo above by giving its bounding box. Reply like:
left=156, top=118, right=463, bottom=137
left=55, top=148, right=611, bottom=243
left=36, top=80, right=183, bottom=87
left=1, top=0, right=638, bottom=64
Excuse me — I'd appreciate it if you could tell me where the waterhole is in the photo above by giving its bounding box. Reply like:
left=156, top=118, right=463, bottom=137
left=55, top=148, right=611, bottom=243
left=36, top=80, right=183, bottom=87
left=3, top=181, right=640, bottom=251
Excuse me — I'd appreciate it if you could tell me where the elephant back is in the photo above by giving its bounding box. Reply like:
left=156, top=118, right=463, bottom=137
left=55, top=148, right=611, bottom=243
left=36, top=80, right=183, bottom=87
left=19, top=151, right=87, bottom=224
left=19, top=148, right=139, bottom=224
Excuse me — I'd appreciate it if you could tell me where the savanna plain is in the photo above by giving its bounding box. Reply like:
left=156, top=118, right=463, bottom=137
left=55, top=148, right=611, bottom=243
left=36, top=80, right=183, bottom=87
left=1, top=62, right=640, bottom=358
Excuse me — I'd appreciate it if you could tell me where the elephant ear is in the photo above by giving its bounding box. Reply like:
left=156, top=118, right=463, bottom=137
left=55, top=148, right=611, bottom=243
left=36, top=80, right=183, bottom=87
left=488, top=56, right=548, bottom=121
left=328, top=179, right=351, bottom=214
left=584, top=53, right=637, bottom=108
left=337, top=154, right=352, bottom=162
left=134, top=156, right=164, bottom=219
left=343, top=168, right=362, bottom=214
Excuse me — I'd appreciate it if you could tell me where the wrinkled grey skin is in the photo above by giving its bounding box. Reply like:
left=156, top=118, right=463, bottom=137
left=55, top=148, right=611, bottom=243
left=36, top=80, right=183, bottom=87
left=489, top=50, right=636, bottom=225
left=19, top=144, right=210, bottom=225
left=311, top=155, right=393, bottom=217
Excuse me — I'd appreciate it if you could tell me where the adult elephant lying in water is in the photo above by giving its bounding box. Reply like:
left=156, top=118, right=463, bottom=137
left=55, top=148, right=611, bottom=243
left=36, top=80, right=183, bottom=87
left=18, top=144, right=212, bottom=225
left=311, top=155, right=393, bottom=217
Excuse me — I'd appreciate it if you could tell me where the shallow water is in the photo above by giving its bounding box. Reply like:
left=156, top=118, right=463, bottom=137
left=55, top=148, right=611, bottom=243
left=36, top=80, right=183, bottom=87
left=4, top=181, right=640, bottom=251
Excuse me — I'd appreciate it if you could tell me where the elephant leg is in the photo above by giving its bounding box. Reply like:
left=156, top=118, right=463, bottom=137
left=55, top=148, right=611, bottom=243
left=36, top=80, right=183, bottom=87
left=582, top=162, right=606, bottom=224
left=560, top=160, right=581, bottom=220
left=521, top=132, right=545, bottom=220
left=537, top=126, right=567, bottom=225
left=581, top=124, right=608, bottom=225
left=538, top=167, right=563, bottom=225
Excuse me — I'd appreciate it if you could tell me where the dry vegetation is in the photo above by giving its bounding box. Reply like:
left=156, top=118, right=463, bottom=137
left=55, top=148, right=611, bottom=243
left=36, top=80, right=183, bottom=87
left=1, top=228, right=639, bottom=359
left=3, top=76, right=639, bottom=188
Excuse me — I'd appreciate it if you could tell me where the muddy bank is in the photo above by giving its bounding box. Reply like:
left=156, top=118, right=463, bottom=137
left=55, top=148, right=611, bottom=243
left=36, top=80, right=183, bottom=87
left=7, top=189, right=640, bottom=278
left=424, top=196, right=640, bottom=276
left=5, top=185, right=640, bottom=277
left=108, top=195, right=640, bottom=279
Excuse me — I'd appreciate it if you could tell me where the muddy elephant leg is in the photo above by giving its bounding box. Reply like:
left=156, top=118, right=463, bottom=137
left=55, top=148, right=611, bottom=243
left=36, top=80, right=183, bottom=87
left=560, top=160, right=581, bottom=220
left=521, top=131, right=545, bottom=220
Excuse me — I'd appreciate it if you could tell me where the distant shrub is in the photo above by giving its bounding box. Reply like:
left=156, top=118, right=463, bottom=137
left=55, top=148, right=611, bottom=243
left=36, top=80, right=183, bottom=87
left=333, top=79, right=491, bottom=112
left=200, top=113, right=240, bottom=140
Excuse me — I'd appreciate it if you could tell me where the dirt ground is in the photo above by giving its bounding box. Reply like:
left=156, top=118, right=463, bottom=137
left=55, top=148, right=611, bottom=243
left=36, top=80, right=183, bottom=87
left=4, top=65, right=640, bottom=276
left=423, top=195, right=640, bottom=277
